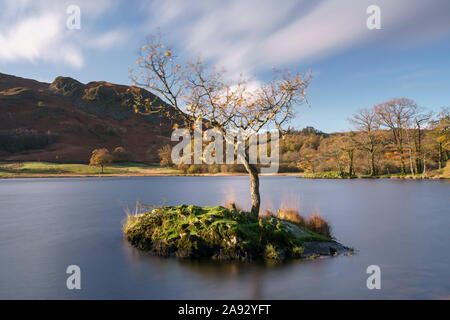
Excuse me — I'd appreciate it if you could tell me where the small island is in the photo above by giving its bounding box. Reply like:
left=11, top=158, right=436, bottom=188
left=123, top=204, right=351, bottom=261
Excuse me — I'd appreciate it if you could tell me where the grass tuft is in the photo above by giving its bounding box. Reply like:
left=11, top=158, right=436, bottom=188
left=305, top=214, right=332, bottom=238
left=224, top=201, right=243, bottom=213
left=277, top=208, right=305, bottom=225
left=264, top=244, right=281, bottom=260
left=259, top=209, right=274, bottom=219
left=277, top=207, right=332, bottom=238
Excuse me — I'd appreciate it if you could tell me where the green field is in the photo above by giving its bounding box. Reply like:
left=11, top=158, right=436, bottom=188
left=0, top=161, right=181, bottom=178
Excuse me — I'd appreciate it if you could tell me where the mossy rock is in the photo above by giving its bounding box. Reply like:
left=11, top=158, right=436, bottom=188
left=123, top=205, right=351, bottom=261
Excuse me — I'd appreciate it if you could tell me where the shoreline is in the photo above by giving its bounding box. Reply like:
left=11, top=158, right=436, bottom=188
left=298, top=175, right=449, bottom=180
left=1, top=161, right=447, bottom=180
left=0, top=172, right=303, bottom=179
left=1, top=172, right=448, bottom=180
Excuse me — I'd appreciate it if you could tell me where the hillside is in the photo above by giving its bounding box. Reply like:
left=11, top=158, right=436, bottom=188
left=0, top=73, right=179, bottom=163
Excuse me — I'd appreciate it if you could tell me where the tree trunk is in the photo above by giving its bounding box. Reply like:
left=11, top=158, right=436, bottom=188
left=336, top=153, right=343, bottom=177
left=415, top=157, right=421, bottom=175
left=369, top=149, right=376, bottom=176
left=405, top=130, right=414, bottom=175
left=395, top=129, right=406, bottom=174
left=243, top=159, right=260, bottom=217
left=423, top=153, right=427, bottom=176
left=408, top=147, right=415, bottom=175
left=347, top=149, right=354, bottom=176
left=415, top=126, right=422, bottom=174
left=399, top=149, right=406, bottom=174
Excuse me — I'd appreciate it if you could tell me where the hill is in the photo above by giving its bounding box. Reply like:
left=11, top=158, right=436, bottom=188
left=0, top=73, right=179, bottom=163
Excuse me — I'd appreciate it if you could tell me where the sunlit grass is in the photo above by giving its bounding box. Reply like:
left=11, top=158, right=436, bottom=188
left=0, top=161, right=181, bottom=177
left=276, top=207, right=332, bottom=238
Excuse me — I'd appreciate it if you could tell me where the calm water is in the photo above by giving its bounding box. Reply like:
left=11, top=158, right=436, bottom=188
left=0, top=176, right=449, bottom=299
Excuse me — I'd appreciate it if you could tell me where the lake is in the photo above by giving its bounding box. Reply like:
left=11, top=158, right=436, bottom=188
left=0, top=176, right=449, bottom=299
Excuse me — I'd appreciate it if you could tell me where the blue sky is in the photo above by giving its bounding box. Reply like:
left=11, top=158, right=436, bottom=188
left=1, top=0, right=450, bottom=132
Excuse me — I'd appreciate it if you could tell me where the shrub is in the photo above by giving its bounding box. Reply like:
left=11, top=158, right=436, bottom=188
left=305, top=214, right=332, bottom=238
left=89, top=148, right=112, bottom=173
left=186, top=164, right=202, bottom=174
left=292, top=246, right=304, bottom=258
left=303, top=171, right=342, bottom=179
left=259, top=209, right=274, bottom=219
left=158, top=144, right=173, bottom=167
left=227, top=164, right=247, bottom=173
left=278, top=163, right=302, bottom=173
left=277, top=208, right=305, bottom=226
left=207, top=164, right=220, bottom=174
left=225, top=201, right=242, bottom=213
left=177, top=163, right=189, bottom=173
left=277, top=207, right=332, bottom=238
left=264, top=244, right=281, bottom=260
left=112, top=146, right=130, bottom=162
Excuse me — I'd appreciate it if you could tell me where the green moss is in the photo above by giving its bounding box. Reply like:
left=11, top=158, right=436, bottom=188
left=123, top=205, right=333, bottom=261
left=264, top=244, right=281, bottom=260
left=292, top=246, right=304, bottom=258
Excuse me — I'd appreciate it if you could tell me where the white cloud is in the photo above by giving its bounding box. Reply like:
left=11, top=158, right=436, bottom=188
left=258, top=0, right=369, bottom=67
left=86, top=30, right=127, bottom=50
left=147, top=0, right=300, bottom=76
left=2, top=0, right=450, bottom=72
left=146, top=0, right=450, bottom=76
left=0, top=0, right=123, bottom=68
left=0, top=12, right=84, bottom=68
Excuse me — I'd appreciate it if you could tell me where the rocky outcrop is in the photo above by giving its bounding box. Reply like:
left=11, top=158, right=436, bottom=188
left=302, top=241, right=352, bottom=257
left=49, top=76, right=85, bottom=98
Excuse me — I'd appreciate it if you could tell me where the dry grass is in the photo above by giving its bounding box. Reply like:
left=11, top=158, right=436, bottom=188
left=224, top=201, right=243, bottom=212
left=122, top=202, right=151, bottom=233
left=259, top=209, right=274, bottom=219
left=277, top=207, right=332, bottom=238
left=277, top=208, right=305, bottom=226
left=304, top=214, right=332, bottom=238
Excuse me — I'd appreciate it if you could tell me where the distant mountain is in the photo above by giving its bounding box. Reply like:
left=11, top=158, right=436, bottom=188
left=0, top=73, right=180, bottom=163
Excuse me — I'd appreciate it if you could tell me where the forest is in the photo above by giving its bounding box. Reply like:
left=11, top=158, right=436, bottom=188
left=159, top=98, right=450, bottom=178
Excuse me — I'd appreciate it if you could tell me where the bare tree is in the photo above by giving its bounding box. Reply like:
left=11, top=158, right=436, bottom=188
left=129, top=30, right=190, bottom=125
left=320, top=136, right=345, bottom=176
left=131, top=32, right=311, bottom=216
left=343, top=132, right=358, bottom=176
left=349, top=108, right=380, bottom=176
left=185, top=62, right=311, bottom=215
left=411, top=110, right=433, bottom=174
left=374, top=98, right=418, bottom=174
